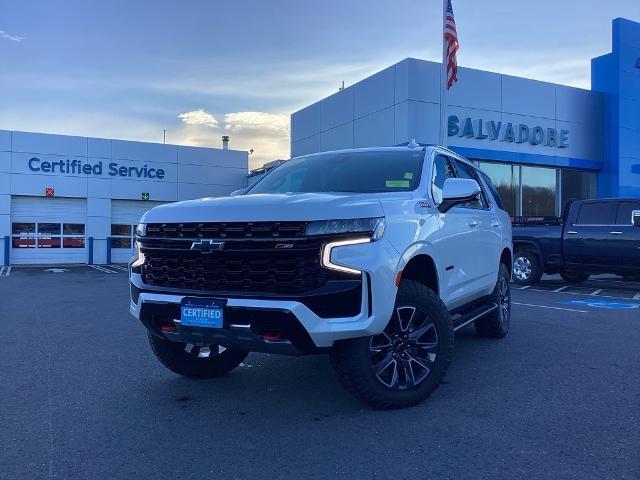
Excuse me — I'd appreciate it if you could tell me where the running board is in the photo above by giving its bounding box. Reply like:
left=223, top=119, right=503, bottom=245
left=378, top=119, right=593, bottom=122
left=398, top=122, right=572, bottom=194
left=452, top=303, right=498, bottom=332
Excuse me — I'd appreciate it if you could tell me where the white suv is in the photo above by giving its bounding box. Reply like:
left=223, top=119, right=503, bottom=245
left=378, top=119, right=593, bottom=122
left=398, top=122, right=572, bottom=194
left=129, top=145, right=513, bottom=409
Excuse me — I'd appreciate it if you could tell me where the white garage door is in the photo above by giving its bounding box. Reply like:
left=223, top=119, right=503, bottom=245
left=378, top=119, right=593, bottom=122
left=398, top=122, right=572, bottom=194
left=110, top=200, right=166, bottom=263
left=11, top=196, right=88, bottom=264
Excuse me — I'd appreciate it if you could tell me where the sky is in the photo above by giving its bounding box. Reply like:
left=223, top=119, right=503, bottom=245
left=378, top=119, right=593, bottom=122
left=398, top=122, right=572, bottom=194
left=1, top=0, right=639, bottom=170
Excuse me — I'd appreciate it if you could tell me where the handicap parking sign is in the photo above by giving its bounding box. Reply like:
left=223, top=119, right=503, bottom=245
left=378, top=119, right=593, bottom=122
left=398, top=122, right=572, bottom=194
left=563, top=300, right=640, bottom=310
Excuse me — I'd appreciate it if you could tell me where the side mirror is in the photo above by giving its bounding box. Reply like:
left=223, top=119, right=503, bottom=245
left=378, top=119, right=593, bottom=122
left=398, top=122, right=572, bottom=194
left=632, top=210, right=640, bottom=227
left=230, top=188, right=248, bottom=197
left=438, top=178, right=481, bottom=213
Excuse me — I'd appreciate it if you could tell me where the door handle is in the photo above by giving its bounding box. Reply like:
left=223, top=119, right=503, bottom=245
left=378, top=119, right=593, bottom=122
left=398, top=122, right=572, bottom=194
left=567, top=231, right=578, bottom=235
left=609, top=231, right=623, bottom=235
left=467, top=220, right=478, bottom=228
left=491, top=221, right=500, bottom=228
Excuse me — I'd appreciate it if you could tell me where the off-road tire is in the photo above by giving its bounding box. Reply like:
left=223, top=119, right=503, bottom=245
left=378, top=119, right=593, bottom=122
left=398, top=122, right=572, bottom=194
left=330, top=280, right=454, bottom=410
left=475, top=263, right=511, bottom=338
left=512, top=250, right=543, bottom=286
left=148, top=333, right=248, bottom=379
left=560, top=270, right=590, bottom=284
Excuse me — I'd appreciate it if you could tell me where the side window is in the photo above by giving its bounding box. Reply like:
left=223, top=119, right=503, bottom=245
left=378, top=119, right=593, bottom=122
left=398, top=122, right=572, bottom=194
left=452, top=159, right=485, bottom=209
left=431, top=155, right=457, bottom=205
left=480, top=171, right=504, bottom=210
left=575, top=202, right=616, bottom=225
left=615, top=202, right=640, bottom=225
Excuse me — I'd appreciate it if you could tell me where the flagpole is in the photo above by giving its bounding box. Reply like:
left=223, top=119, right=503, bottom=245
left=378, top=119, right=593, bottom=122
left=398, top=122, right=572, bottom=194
left=440, top=0, right=448, bottom=148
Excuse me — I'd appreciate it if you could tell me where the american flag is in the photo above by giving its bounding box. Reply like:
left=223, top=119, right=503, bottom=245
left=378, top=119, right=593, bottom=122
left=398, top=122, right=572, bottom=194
left=444, top=0, right=459, bottom=89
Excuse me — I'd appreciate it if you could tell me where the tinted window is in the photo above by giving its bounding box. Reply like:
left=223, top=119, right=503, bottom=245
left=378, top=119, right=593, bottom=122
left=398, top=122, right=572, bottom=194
left=431, top=155, right=457, bottom=204
left=249, top=150, right=425, bottom=194
left=575, top=202, right=616, bottom=225
left=453, top=159, right=485, bottom=209
left=478, top=162, right=517, bottom=216
left=615, top=202, right=640, bottom=225
left=480, top=171, right=504, bottom=210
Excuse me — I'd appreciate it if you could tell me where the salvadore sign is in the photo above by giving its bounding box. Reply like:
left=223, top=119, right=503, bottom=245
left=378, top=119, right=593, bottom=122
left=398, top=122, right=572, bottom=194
left=28, top=157, right=166, bottom=179
left=448, top=115, right=569, bottom=148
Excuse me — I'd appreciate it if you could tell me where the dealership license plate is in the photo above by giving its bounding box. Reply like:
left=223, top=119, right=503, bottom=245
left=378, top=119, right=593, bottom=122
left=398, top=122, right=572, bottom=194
left=180, top=298, right=225, bottom=328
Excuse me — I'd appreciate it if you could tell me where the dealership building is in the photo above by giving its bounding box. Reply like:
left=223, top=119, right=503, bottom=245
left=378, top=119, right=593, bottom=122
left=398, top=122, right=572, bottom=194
left=291, top=17, right=640, bottom=217
left=0, top=131, right=248, bottom=265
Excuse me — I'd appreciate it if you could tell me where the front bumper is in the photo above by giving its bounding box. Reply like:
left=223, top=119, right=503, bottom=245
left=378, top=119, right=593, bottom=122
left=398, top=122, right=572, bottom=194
left=129, top=238, right=400, bottom=351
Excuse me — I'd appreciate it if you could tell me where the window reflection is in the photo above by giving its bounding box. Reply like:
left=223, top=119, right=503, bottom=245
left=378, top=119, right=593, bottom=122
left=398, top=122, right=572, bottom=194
left=477, top=163, right=518, bottom=216
left=521, top=166, right=556, bottom=216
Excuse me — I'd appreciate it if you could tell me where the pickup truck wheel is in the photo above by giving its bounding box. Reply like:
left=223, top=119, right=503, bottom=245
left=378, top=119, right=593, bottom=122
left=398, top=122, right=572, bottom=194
left=512, top=250, right=542, bottom=285
left=475, top=263, right=511, bottom=338
left=329, top=280, right=453, bottom=410
left=148, top=333, right=248, bottom=379
left=559, top=270, right=590, bottom=284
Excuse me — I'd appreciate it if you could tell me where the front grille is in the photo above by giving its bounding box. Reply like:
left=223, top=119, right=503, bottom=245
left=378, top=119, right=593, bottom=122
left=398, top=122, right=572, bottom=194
left=142, top=240, right=357, bottom=295
left=146, top=221, right=308, bottom=239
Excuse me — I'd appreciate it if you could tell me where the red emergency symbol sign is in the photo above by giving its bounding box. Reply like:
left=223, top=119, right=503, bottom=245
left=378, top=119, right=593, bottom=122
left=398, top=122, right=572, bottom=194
left=45, top=187, right=55, bottom=197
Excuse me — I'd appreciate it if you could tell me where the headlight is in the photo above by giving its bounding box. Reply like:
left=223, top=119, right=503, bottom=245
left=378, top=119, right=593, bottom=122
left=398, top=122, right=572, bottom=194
left=130, top=240, right=145, bottom=269
left=135, top=223, right=147, bottom=237
left=306, top=217, right=385, bottom=241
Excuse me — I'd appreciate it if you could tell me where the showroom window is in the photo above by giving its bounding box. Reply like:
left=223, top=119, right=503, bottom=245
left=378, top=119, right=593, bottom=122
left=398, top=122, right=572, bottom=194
left=111, top=224, right=135, bottom=249
left=561, top=169, right=597, bottom=213
left=521, top=166, right=556, bottom=216
left=477, top=163, right=519, bottom=216
left=477, top=162, right=596, bottom=217
left=11, top=222, right=85, bottom=249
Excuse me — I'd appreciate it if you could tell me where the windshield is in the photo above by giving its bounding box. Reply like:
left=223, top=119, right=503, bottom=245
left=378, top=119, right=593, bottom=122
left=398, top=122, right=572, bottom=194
left=248, top=150, right=425, bottom=194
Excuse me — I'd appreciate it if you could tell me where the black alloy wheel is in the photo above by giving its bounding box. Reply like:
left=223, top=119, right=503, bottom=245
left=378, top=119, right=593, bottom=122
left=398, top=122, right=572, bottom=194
left=369, top=305, right=439, bottom=390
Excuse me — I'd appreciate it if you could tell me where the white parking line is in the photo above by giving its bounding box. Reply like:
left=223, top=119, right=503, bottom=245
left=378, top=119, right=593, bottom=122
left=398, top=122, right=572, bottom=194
left=89, top=265, right=117, bottom=274
left=553, top=286, right=567, bottom=292
left=590, top=289, right=603, bottom=296
left=109, top=265, right=129, bottom=271
left=512, top=302, right=588, bottom=313
left=517, top=285, right=531, bottom=290
left=516, top=286, right=639, bottom=302
left=0, top=266, right=10, bottom=277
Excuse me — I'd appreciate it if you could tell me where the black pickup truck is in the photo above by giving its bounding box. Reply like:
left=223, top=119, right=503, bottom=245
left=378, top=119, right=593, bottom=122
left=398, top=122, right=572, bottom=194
left=512, top=198, right=640, bottom=285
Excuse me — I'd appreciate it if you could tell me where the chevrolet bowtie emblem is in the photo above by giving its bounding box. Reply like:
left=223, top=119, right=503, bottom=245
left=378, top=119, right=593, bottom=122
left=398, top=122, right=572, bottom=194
left=190, top=239, right=225, bottom=253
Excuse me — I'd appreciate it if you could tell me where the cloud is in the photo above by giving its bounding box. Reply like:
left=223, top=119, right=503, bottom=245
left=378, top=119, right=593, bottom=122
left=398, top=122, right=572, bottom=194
left=171, top=110, right=290, bottom=170
left=177, top=109, right=219, bottom=128
left=0, top=30, right=23, bottom=42
left=224, top=111, right=289, bottom=137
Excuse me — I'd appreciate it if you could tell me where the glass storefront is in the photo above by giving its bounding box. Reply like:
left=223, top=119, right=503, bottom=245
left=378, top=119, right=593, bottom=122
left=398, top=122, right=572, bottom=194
left=477, top=161, right=597, bottom=217
left=521, top=166, right=556, bottom=216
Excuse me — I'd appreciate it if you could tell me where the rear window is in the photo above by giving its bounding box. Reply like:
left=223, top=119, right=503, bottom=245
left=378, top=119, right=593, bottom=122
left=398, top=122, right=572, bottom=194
left=575, top=202, right=616, bottom=225
left=615, top=201, right=640, bottom=225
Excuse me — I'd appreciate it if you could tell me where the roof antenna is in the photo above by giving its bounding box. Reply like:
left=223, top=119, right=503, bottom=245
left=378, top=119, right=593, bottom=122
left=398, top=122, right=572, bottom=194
left=407, top=138, right=420, bottom=148
left=338, top=81, right=345, bottom=92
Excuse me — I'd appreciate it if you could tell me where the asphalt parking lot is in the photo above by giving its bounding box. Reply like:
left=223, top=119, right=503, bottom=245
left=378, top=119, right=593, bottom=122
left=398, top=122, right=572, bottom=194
left=1, top=267, right=639, bottom=480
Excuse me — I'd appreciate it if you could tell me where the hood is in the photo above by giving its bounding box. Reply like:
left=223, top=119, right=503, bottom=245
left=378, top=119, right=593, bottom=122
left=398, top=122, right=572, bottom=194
left=141, top=192, right=395, bottom=223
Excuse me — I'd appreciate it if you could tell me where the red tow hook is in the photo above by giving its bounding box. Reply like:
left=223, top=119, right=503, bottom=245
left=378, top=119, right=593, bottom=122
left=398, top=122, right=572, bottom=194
left=262, top=332, right=282, bottom=342
left=161, top=322, right=177, bottom=333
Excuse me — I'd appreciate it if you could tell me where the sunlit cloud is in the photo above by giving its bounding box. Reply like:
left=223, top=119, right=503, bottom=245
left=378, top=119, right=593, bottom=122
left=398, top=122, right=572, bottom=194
left=177, top=109, right=219, bottom=128
left=224, top=111, right=289, bottom=136
left=0, top=30, right=23, bottom=42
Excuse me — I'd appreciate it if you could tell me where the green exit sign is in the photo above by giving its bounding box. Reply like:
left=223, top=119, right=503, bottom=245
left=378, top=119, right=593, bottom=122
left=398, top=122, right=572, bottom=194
left=141, top=192, right=150, bottom=200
